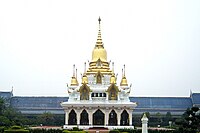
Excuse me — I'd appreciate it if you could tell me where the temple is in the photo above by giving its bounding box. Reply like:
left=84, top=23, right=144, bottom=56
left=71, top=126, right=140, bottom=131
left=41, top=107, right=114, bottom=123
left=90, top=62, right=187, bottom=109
left=61, top=17, right=137, bottom=129
left=1, top=17, right=200, bottom=129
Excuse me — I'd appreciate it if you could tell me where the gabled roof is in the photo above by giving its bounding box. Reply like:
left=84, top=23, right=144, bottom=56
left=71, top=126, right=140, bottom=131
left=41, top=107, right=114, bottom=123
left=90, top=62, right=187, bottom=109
left=106, top=84, right=119, bottom=92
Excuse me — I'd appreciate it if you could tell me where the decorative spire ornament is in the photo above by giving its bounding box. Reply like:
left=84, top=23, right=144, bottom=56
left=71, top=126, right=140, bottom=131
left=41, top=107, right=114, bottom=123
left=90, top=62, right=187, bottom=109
left=73, top=64, right=75, bottom=77
left=124, top=64, right=126, bottom=77
left=112, top=62, right=114, bottom=73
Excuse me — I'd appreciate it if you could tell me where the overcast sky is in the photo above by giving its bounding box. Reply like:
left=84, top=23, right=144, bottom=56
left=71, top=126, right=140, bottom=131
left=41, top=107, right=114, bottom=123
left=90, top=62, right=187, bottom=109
left=0, top=0, right=200, bottom=97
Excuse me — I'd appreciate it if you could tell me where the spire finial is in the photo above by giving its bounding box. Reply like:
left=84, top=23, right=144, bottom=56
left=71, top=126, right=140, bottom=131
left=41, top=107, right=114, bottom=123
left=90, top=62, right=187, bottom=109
left=96, top=17, right=103, bottom=46
left=84, top=62, right=86, bottom=73
left=122, top=69, right=124, bottom=78
left=76, top=68, right=78, bottom=78
left=112, top=62, right=114, bottom=73
left=124, top=64, right=126, bottom=77
left=73, top=64, right=75, bottom=77
left=98, top=16, right=101, bottom=25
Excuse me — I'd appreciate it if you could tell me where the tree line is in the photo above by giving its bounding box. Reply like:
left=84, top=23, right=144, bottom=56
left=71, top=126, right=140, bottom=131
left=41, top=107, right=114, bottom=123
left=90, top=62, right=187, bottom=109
left=0, top=97, right=64, bottom=126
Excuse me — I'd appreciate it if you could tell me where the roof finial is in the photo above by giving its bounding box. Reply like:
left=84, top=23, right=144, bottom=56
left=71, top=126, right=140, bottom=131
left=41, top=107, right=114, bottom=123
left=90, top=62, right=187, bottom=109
left=124, top=64, right=126, bottom=77
left=84, top=62, right=86, bottom=74
left=122, top=68, right=124, bottom=78
left=73, top=64, right=75, bottom=77
left=98, top=16, right=101, bottom=25
left=112, top=62, right=114, bottom=73
left=96, top=17, right=103, bottom=46
left=76, top=68, right=78, bottom=78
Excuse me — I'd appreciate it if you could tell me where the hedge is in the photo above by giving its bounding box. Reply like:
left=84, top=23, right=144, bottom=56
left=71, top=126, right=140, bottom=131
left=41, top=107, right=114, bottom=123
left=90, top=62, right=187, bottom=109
left=63, top=131, right=88, bottom=133
left=111, top=129, right=180, bottom=133
left=0, top=127, right=4, bottom=133
left=4, top=126, right=29, bottom=133
left=29, top=129, right=62, bottom=133
left=4, top=129, right=29, bottom=133
left=109, top=130, right=120, bottom=133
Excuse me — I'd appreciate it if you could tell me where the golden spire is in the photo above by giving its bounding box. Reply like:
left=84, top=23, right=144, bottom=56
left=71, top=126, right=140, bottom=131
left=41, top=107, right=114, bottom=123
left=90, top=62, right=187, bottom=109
left=70, top=64, right=79, bottom=86
left=96, top=17, right=103, bottom=47
left=73, top=64, right=75, bottom=77
left=110, top=62, right=116, bottom=84
left=82, top=62, right=88, bottom=84
left=112, top=62, right=114, bottom=73
left=124, top=64, right=126, bottom=77
left=120, top=64, right=128, bottom=86
left=87, top=17, right=112, bottom=75
left=76, top=68, right=78, bottom=79
left=91, top=17, right=107, bottom=62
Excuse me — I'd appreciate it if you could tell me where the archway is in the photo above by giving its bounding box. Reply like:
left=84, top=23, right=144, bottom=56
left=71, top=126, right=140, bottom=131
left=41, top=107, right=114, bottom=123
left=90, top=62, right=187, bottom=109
left=80, top=109, right=89, bottom=125
left=108, top=110, right=117, bottom=125
left=68, top=109, right=77, bottom=125
left=120, top=110, right=129, bottom=125
left=93, top=109, right=105, bottom=125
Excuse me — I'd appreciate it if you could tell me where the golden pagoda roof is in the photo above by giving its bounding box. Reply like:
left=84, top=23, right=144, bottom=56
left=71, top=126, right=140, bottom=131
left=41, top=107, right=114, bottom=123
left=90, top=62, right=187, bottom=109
left=81, top=62, right=88, bottom=84
left=70, top=65, right=79, bottom=86
left=120, top=65, right=128, bottom=86
left=87, top=17, right=112, bottom=75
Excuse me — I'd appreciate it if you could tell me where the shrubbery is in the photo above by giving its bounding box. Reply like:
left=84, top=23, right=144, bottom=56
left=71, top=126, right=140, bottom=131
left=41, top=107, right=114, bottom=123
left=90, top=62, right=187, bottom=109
left=109, top=130, right=120, bottom=133
left=0, top=127, right=4, bottom=133
left=63, top=131, right=87, bottom=133
left=110, top=129, right=180, bottom=133
left=4, top=126, right=29, bottom=133
left=29, top=129, right=62, bottom=133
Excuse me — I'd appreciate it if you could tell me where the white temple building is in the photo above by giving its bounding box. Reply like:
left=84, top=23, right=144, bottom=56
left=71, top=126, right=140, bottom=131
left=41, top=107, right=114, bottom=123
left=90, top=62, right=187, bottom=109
left=61, top=17, right=137, bottom=129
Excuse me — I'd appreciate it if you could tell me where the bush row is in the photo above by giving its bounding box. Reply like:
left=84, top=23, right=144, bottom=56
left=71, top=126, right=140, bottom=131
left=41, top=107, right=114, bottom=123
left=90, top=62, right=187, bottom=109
left=1, top=126, right=197, bottom=133
left=110, top=129, right=197, bottom=133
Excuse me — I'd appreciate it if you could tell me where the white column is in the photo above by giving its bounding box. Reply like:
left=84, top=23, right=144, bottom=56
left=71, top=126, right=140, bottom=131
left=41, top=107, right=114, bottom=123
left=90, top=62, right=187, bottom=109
left=88, top=109, right=93, bottom=125
left=106, top=92, right=109, bottom=100
left=129, top=110, right=133, bottom=126
left=89, top=93, right=92, bottom=100
left=141, top=113, right=148, bottom=133
left=77, top=110, right=80, bottom=125
left=117, top=112, right=121, bottom=126
left=105, top=110, right=109, bottom=126
left=65, top=110, right=69, bottom=125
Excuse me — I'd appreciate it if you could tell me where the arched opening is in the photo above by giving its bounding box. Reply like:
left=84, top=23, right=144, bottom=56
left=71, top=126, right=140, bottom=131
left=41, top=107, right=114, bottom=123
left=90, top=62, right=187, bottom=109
left=68, top=109, right=77, bottom=125
left=93, top=109, right=105, bottom=125
left=80, top=109, right=89, bottom=125
left=120, top=110, right=129, bottom=126
left=108, top=110, right=117, bottom=125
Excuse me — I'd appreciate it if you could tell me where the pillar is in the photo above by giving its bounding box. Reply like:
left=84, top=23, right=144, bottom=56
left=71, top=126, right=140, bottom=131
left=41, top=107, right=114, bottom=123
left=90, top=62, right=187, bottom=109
left=117, top=112, right=121, bottom=126
left=129, top=110, right=133, bottom=126
left=88, top=109, right=93, bottom=125
left=77, top=110, right=80, bottom=125
left=105, top=110, right=109, bottom=126
left=141, top=113, right=148, bottom=133
left=65, top=110, right=68, bottom=125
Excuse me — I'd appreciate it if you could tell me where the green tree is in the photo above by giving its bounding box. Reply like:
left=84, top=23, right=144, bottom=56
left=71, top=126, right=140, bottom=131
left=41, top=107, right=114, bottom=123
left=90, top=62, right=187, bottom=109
left=0, top=97, right=28, bottom=126
left=175, top=107, right=200, bottom=132
left=37, top=112, right=55, bottom=126
left=0, top=116, right=11, bottom=126
left=163, top=112, right=172, bottom=126
left=156, top=112, right=162, bottom=126
left=0, top=98, right=5, bottom=115
left=142, top=112, right=150, bottom=119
